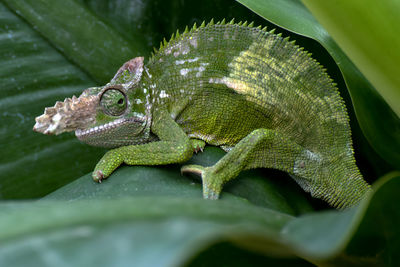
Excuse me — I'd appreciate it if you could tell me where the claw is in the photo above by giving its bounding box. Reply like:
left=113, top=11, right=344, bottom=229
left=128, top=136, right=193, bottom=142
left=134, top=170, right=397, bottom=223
left=93, top=170, right=104, bottom=183
left=193, top=146, right=204, bottom=153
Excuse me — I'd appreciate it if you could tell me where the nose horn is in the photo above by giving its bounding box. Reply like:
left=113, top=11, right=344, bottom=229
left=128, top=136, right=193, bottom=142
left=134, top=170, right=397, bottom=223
left=33, top=95, right=98, bottom=135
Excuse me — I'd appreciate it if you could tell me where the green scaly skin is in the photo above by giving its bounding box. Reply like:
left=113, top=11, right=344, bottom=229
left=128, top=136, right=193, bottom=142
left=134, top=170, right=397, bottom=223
left=34, top=19, right=371, bottom=209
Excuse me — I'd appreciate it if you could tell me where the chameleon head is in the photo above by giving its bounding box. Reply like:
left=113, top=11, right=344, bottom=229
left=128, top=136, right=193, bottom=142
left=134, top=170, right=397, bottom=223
left=33, top=57, right=152, bottom=148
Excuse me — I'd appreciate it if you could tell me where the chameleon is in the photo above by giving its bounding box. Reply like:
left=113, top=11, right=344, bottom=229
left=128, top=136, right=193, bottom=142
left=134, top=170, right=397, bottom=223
left=33, top=19, right=371, bottom=209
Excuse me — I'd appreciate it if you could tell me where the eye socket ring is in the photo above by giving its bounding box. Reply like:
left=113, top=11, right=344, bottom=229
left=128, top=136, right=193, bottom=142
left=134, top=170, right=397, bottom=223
left=100, top=88, right=128, bottom=116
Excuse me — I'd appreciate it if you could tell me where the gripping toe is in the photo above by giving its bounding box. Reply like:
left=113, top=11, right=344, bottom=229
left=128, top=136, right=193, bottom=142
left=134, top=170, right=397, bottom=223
left=181, top=164, right=222, bottom=200
left=181, top=164, right=206, bottom=177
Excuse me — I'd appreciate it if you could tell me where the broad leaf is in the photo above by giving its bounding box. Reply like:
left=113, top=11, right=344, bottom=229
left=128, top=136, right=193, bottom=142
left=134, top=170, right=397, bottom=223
left=0, top=2, right=104, bottom=198
left=0, top=171, right=398, bottom=266
left=302, top=0, right=400, bottom=118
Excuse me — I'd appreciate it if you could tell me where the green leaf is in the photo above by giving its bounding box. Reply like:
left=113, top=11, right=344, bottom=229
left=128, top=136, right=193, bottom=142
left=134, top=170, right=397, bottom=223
left=302, top=0, right=400, bottom=118
left=0, top=198, right=294, bottom=266
left=3, top=0, right=147, bottom=83
left=236, top=0, right=400, bottom=168
left=283, top=172, right=400, bottom=266
left=0, top=2, right=105, bottom=198
left=0, top=171, right=398, bottom=266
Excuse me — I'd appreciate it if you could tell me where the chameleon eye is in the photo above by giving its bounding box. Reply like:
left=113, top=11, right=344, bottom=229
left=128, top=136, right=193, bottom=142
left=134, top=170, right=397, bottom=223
left=100, top=88, right=127, bottom=116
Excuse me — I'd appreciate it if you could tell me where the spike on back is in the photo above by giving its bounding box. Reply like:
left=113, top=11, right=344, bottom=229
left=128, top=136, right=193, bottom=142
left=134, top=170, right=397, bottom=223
left=169, top=33, right=175, bottom=42
left=151, top=19, right=298, bottom=67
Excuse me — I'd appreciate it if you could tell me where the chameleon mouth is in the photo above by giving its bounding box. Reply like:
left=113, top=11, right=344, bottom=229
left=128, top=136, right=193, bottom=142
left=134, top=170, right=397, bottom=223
left=75, top=117, right=144, bottom=139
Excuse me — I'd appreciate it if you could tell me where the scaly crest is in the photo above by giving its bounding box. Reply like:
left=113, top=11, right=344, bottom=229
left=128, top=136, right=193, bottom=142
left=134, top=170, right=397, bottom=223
left=150, top=19, right=273, bottom=62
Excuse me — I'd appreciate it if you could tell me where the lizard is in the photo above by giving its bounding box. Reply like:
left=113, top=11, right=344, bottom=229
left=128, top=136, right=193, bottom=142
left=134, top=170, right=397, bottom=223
left=33, top=19, right=371, bottom=209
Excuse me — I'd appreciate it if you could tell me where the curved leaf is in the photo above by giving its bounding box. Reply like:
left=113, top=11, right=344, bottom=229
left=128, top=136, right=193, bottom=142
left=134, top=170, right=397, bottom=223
left=236, top=0, right=400, bottom=168
left=0, top=171, right=398, bottom=266
left=302, top=0, right=400, bottom=118
left=283, top=172, right=400, bottom=266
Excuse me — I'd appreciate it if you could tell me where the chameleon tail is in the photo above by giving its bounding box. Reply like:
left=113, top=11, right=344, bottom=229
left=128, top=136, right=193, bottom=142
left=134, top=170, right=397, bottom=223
left=292, top=166, right=372, bottom=209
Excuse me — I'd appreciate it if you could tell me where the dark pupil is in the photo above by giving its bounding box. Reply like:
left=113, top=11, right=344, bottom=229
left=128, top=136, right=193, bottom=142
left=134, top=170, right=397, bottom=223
left=117, top=98, right=124, bottom=105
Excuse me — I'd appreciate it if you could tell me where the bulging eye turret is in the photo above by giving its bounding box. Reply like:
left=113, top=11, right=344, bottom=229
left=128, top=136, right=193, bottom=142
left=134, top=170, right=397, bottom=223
left=100, top=88, right=127, bottom=116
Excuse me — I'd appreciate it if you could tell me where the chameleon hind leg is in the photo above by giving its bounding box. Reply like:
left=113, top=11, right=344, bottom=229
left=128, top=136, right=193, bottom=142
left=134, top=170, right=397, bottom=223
left=181, top=128, right=305, bottom=199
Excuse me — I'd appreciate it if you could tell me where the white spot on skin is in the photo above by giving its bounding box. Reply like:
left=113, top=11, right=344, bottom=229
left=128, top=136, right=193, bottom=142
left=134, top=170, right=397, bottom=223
left=180, top=68, right=190, bottom=76
left=46, top=123, right=58, bottom=134
left=52, top=113, right=61, bottom=123
left=196, top=66, right=206, bottom=77
left=159, top=90, right=170, bottom=98
left=44, top=113, right=63, bottom=133
left=305, top=150, right=322, bottom=162
left=180, top=63, right=208, bottom=78
left=165, top=46, right=173, bottom=55
left=189, top=37, right=198, bottom=48
left=166, top=42, right=191, bottom=57
left=181, top=46, right=190, bottom=55
left=175, top=57, right=199, bottom=65
left=144, top=67, right=152, bottom=78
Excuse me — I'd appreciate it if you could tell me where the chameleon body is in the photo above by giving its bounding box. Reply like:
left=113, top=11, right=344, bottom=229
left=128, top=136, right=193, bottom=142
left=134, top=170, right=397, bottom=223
left=34, top=20, right=371, bottom=209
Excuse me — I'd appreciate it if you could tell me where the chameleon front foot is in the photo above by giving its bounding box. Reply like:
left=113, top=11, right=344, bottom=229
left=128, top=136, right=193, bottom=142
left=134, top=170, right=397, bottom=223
left=92, top=149, right=124, bottom=183
left=92, top=170, right=105, bottom=183
left=190, top=139, right=206, bottom=153
left=181, top=164, right=222, bottom=200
